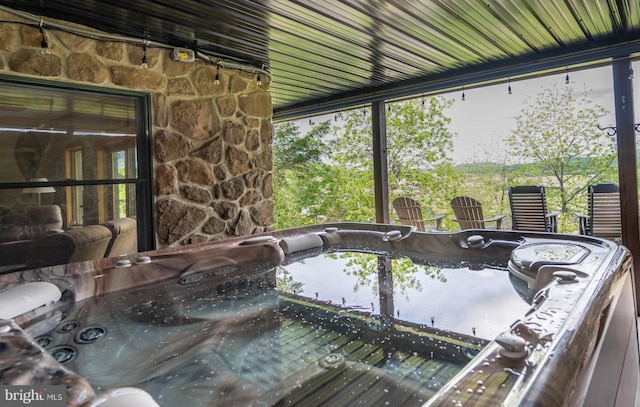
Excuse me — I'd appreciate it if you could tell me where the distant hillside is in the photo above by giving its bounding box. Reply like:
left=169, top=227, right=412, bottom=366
left=455, top=155, right=616, bottom=176
left=455, top=162, right=538, bottom=174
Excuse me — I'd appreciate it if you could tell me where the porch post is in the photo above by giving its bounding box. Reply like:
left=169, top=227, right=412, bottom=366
left=612, top=57, right=640, bottom=311
left=372, top=100, right=390, bottom=224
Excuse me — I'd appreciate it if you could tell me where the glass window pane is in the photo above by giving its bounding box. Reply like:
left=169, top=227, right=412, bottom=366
left=0, top=78, right=152, bottom=269
left=0, top=184, right=139, bottom=274
left=0, top=82, right=137, bottom=184
left=0, top=184, right=136, bottom=226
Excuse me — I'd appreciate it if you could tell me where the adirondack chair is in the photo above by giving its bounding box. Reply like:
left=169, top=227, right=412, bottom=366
left=450, top=196, right=505, bottom=230
left=508, top=186, right=560, bottom=232
left=392, top=197, right=445, bottom=231
left=573, top=183, right=621, bottom=239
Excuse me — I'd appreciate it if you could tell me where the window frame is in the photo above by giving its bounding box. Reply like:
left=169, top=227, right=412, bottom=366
left=0, top=74, right=155, bottom=252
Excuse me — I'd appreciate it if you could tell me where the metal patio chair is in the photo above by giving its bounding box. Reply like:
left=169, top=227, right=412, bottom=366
left=508, top=186, right=560, bottom=232
left=392, top=197, right=445, bottom=231
left=450, top=196, right=505, bottom=230
left=573, top=183, right=621, bottom=239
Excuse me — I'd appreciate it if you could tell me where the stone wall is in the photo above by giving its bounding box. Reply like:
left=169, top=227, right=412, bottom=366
left=0, top=12, right=274, bottom=248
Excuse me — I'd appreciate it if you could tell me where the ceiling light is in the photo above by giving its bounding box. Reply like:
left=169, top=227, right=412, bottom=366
left=169, top=48, right=195, bottom=62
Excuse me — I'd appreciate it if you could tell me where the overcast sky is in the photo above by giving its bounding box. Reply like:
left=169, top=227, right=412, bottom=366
left=290, top=61, right=640, bottom=165
left=445, top=64, right=621, bottom=164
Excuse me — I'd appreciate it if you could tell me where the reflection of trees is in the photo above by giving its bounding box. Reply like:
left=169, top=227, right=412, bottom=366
left=326, top=252, right=446, bottom=301
left=275, top=265, right=304, bottom=294
left=392, top=257, right=446, bottom=300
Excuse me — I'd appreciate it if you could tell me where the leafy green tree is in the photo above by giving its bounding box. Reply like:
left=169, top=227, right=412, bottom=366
left=506, top=85, right=616, bottom=218
left=272, top=121, right=332, bottom=228
left=273, top=121, right=329, bottom=172
left=273, top=97, right=458, bottom=228
left=331, top=97, right=460, bottom=223
left=273, top=118, right=377, bottom=227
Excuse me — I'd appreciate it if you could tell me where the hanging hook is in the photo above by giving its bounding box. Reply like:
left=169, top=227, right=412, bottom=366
left=598, top=124, right=617, bottom=136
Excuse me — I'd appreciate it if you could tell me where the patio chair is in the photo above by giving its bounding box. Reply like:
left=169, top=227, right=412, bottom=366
left=392, top=197, right=445, bottom=231
left=508, top=186, right=560, bottom=232
left=572, top=183, right=621, bottom=239
left=450, top=196, right=505, bottom=230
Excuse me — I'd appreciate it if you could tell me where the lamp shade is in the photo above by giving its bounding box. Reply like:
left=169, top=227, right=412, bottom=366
left=22, top=178, right=56, bottom=194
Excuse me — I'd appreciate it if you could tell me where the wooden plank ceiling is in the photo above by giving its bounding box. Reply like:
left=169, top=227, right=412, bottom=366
left=2, top=0, right=640, bottom=120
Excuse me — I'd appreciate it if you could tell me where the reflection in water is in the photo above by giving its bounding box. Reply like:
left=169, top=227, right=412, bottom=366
left=274, top=266, right=303, bottom=294
left=317, top=252, right=446, bottom=302
left=277, top=251, right=530, bottom=340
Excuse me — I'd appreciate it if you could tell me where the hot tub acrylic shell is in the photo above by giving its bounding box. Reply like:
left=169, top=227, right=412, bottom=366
left=0, top=222, right=636, bottom=407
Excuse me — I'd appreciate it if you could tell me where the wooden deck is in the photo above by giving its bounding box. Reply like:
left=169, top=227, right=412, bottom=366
left=249, top=315, right=465, bottom=407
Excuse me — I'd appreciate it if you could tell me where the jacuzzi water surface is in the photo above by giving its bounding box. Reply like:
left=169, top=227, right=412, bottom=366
left=27, top=253, right=507, bottom=406
left=0, top=223, right=637, bottom=407
left=280, top=252, right=530, bottom=339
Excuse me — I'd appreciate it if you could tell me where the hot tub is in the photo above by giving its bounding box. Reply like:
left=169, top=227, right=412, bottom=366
left=0, top=222, right=637, bottom=407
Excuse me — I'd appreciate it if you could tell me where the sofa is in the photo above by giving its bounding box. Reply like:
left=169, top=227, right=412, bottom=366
left=103, top=217, right=138, bottom=258
left=24, top=217, right=138, bottom=270
left=0, top=205, right=63, bottom=267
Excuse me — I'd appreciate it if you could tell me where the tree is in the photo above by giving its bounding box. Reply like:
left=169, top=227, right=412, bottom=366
left=506, top=84, right=616, bottom=216
left=272, top=121, right=332, bottom=228
left=331, top=97, right=460, bottom=222
left=273, top=96, right=458, bottom=228
left=273, top=121, right=329, bottom=172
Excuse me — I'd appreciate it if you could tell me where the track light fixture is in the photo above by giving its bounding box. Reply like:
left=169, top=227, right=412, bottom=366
left=508, top=78, right=512, bottom=95
left=4, top=8, right=272, bottom=82
left=461, top=86, right=465, bottom=101
left=565, top=68, right=570, bottom=84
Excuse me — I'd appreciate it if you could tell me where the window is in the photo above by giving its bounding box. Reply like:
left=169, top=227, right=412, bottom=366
left=0, top=77, right=153, bottom=269
left=65, top=147, right=84, bottom=226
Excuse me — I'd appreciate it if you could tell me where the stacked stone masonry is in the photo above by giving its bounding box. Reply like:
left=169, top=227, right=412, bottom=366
left=0, top=12, right=274, bottom=247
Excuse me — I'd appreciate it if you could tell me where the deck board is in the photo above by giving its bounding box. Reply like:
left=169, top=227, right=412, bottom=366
left=271, top=316, right=464, bottom=406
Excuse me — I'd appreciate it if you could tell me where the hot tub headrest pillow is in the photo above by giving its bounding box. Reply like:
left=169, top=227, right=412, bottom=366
left=279, top=233, right=324, bottom=255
